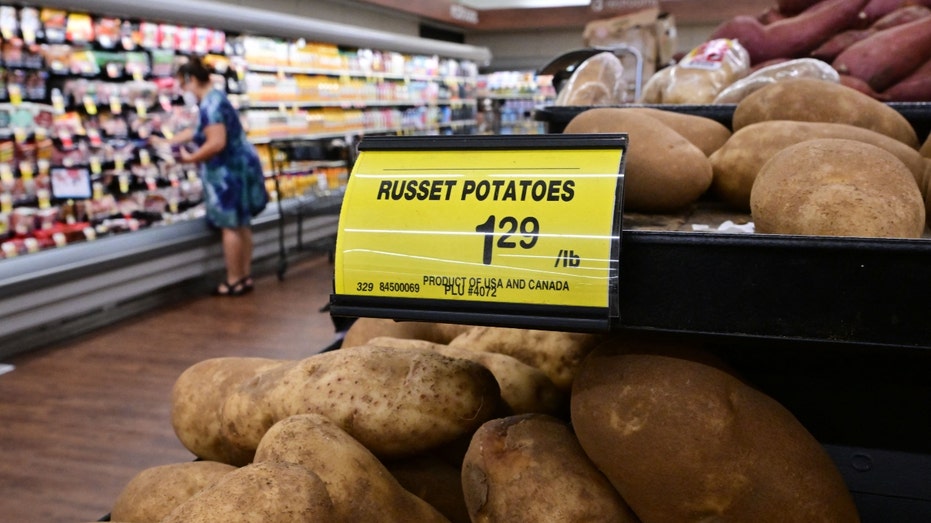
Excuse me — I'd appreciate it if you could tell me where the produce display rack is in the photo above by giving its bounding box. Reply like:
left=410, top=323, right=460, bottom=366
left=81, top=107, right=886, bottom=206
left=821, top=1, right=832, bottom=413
left=534, top=101, right=931, bottom=142
left=522, top=100, right=930, bottom=521
left=327, top=102, right=931, bottom=520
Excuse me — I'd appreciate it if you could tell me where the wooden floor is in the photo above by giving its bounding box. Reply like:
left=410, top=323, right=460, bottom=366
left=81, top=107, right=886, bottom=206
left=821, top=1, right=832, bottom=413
left=0, top=253, right=340, bottom=523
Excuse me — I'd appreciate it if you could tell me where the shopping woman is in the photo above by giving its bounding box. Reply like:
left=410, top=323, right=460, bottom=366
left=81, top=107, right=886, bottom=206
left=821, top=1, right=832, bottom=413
left=164, top=56, right=267, bottom=296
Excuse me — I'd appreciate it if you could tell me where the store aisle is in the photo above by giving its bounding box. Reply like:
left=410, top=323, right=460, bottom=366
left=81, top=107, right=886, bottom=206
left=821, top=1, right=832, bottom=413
left=0, top=253, right=340, bottom=522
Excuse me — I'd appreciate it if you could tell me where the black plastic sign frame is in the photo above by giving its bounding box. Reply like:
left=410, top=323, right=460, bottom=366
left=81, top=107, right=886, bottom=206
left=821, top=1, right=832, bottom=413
left=330, top=133, right=627, bottom=332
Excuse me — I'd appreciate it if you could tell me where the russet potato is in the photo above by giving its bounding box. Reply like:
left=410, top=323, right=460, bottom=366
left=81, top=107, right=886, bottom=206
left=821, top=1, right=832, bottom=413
left=170, top=356, right=290, bottom=465
left=219, top=345, right=501, bottom=462
left=750, top=138, right=925, bottom=238
left=110, top=461, right=236, bottom=523
left=366, top=336, right=566, bottom=416
left=160, top=461, right=336, bottom=522
left=571, top=334, right=860, bottom=522
left=448, top=326, right=600, bottom=392
left=733, top=78, right=919, bottom=147
left=461, top=414, right=638, bottom=523
left=254, top=413, right=451, bottom=522
left=563, top=107, right=713, bottom=212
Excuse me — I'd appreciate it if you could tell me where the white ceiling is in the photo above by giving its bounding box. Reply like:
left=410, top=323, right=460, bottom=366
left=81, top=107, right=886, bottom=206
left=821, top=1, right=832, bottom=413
left=458, top=0, right=590, bottom=9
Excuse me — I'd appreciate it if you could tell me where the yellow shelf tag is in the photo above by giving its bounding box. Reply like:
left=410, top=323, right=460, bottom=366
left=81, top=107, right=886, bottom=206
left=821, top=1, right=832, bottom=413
left=333, top=134, right=627, bottom=330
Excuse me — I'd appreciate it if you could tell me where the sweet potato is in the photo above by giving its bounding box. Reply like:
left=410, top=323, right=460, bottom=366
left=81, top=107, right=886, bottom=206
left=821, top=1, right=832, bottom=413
left=709, top=0, right=868, bottom=64
left=733, top=78, right=919, bottom=147
left=833, top=16, right=931, bottom=92
left=778, top=0, right=823, bottom=15
left=882, top=57, right=931, bottom=101
left=838, top=73, right=888, bottom=99
left=758, top=5, right=787, bottom=24
left=858, top=0, right=931, bottom=26
left=871, top=4, right=931, bottom=29
left=810, top=29, right=873, bottom=61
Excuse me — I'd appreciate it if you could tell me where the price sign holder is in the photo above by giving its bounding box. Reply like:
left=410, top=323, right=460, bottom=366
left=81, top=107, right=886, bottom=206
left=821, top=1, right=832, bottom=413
left=331, top=134, right=627, bottom=332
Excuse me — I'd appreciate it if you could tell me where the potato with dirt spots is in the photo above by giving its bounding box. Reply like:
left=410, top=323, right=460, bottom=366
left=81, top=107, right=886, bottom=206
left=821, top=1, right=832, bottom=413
left=160, top=461, right=336, bottom=523
left=571, top=335, right=860, bottom=522
left=751, top=139, right=925, bottom=238
left=254, top=414, right=451, bottom=522
left=733, top=78, right=920, bottom=147
left=341, top=317, right=471, bottom=348
left=171, top=356, right=290, bottom=465
left=710, top=120, right=931, bottom=212
left=367, top=336, right=566, bottom=416
left=219, top=345, right=501, bottom=462
left=461, top=414, right=639, bottom=523
left=110, top=461, right=235, bottom=523
left=386, top=454, right=471, bottom=523
left=563, top=108, right=714, bottom=212
left=448, top=326, right=600, bottom=392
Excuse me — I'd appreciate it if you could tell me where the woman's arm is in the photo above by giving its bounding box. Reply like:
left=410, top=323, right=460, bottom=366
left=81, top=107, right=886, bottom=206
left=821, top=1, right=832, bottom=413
left=180, top=123, right=226, bottom=164
left=169, top=127, right=195, bottom=146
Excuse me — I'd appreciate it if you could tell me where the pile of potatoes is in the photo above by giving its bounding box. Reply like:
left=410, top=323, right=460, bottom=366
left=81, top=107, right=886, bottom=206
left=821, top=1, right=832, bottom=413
left=104, top=317, right=861, bottom=522
left=565, top=77, right=931, bottom=239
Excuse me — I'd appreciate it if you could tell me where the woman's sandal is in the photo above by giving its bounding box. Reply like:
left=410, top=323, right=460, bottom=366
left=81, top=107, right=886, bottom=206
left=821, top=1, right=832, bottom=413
left=240, top=275, right=254, bottom=294
left=213, top=278, right=248, bottom=297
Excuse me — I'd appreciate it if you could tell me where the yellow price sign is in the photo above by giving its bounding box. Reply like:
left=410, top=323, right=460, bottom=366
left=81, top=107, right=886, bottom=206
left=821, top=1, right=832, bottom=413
left=332, top=134, right=627, bottom=330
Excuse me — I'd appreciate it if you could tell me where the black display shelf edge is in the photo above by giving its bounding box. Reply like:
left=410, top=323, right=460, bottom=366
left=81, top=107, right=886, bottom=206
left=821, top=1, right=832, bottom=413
left=535, top=102, right=931, bottom=142
left=617, top=230, right=931, bottom=350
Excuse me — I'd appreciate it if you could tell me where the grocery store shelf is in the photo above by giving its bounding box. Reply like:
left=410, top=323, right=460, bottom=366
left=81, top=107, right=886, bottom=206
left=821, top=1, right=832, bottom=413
left=245, top=99, right=477, bottom=109
left=40, top=0, right=492, bottom=64
left=616, top=230, right=931, bottom=350
left=247, top=65, right=477, bottom=83
left=248, top=121, right=478, bottom=144
left=0, top=198, right=340, bottom=358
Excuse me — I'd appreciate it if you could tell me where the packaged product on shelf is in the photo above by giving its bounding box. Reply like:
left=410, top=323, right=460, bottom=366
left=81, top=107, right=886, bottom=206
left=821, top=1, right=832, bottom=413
left=2, top=38, right=26, bottom=68
left=139, top=22, right=159, bottom=50
left=193, top=27, right=212, bottom=55
left=120, top=20, right=138, bottom=51
left=159, top=24, right=179, bottom=51
left=0, top=5, right=18, bottom=40
left=69, top=50, right=99, bottom=76
left=39, top=8, right=67, bottom=44
left=19, top=7, right=39, bottom=46
left=41, top=45, right=72, bottom=74
left=65, top=12, right=94, bottom=45
left=554, top=52, right=627, bottom=106
left=95, top=18, right=121, bottom=49
left=639, top=38, right=751, bottom=104
left=210, top=29, right=226, bottom=55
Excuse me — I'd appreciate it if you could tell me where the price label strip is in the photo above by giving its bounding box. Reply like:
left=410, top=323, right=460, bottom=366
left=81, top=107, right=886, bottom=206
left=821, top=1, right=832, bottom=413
left=331, top=134, right=627, bottom=331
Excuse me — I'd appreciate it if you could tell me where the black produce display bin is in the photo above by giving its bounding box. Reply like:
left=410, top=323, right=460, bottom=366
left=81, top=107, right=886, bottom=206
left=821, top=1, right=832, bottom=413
left=535, top=102, right=931, bottom=143
left=532, top=99, right=931, bottom=521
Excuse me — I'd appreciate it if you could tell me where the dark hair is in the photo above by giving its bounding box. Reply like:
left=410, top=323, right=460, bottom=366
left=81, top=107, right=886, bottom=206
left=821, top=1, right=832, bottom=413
left=177, top=56, right=213, bottom=84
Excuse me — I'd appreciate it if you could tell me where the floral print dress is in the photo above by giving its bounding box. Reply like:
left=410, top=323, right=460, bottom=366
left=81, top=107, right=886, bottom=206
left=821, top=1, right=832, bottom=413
left=194, top=88, right=266, bottom=229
